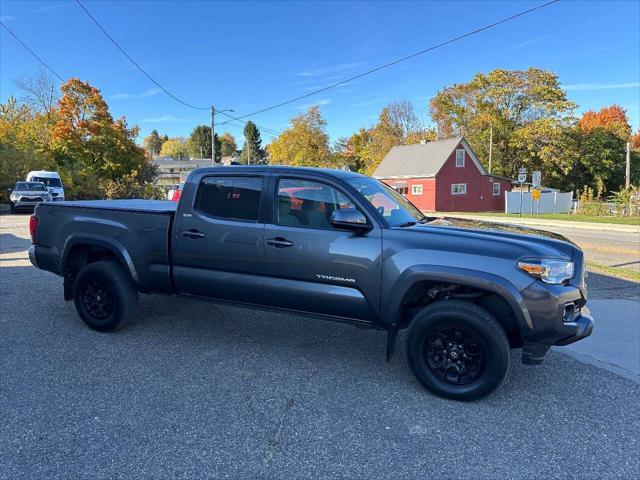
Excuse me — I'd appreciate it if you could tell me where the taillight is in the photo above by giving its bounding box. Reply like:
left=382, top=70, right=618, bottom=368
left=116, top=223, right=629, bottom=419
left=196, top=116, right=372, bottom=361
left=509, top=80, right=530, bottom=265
left=172, top=190, right=181, bottom=202
left=29, top=215, right=38, bottom=244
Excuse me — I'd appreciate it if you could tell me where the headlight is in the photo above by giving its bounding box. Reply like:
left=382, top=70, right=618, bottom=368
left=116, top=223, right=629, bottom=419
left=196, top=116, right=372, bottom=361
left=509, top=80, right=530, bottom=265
left=10, top=193, right=17, bottom=201
left=518, top=259, right=574, bottom=285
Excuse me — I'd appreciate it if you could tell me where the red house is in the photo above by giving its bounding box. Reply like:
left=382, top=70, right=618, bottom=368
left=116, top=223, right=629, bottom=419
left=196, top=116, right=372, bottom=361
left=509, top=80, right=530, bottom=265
left=373, top=137, right=512, bottom=212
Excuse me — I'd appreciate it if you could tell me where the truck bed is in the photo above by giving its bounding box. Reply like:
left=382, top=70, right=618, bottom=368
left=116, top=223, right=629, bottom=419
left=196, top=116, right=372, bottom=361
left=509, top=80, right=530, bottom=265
left=34, top=199, right=176, bottom=293
left=49, top=199, right=177, bottom=214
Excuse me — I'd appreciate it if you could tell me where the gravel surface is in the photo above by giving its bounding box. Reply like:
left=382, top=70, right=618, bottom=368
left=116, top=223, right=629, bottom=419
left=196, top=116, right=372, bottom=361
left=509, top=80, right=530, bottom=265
left=2, top=213, right=639, bottom=479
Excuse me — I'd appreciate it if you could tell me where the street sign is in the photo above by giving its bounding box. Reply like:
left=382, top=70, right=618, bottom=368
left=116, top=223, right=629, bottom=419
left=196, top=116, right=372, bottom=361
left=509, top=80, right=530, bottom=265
left=532, top=171, right=542, bottom=188
left=532, top=188, right=541, bottom=200
left=517, top=173, right=527, bottom=183
left=518, top=167, right=527, bottom=174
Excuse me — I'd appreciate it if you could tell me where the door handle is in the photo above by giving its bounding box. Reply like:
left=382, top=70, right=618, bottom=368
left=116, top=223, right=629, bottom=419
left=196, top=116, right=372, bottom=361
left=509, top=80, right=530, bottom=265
left=266, top=237, right=294, bottom=248
left=182, top=230, right=206, bottom=239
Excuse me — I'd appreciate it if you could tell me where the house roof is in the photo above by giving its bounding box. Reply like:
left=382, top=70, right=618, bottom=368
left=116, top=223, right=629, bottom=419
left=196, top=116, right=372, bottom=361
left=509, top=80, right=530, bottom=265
left=373, top=137, right=488, bottom=179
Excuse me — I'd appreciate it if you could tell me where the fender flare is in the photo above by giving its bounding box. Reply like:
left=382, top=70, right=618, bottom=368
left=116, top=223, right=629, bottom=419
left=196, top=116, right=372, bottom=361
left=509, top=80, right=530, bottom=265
left=383, top=265, right=533, bottom=332
left=61, top=233, right=140, bottom=285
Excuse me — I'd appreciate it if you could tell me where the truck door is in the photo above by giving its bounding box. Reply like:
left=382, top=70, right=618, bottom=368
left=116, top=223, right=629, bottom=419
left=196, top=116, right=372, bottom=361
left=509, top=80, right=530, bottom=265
left=261, top=176, right=382, bottom=321
left=172, top=173, right=269, bottom=302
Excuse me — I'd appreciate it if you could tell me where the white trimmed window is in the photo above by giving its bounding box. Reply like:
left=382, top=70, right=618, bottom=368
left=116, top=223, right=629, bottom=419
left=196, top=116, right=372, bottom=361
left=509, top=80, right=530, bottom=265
left=451, top=183, right=467, bottom=195
left=412, top=184, right=423, bottom=195
left=455, top=149, right=465, bottom=167
left=492, top=182, right=501, bottom=196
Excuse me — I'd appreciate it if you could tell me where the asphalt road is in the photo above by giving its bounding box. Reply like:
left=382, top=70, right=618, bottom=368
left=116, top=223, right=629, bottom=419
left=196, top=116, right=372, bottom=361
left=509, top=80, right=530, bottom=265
left=1, top=213, right=639, bottom=479
left=540, top=226, right=640, bottom=273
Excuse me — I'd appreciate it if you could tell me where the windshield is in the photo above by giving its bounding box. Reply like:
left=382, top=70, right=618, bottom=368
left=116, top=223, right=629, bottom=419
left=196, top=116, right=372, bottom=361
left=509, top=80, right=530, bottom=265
left=32, top=176, right=62, bottom=187
left=346, top=177, right=426, bottom=227
left=15, top=182, right=47, bottom=191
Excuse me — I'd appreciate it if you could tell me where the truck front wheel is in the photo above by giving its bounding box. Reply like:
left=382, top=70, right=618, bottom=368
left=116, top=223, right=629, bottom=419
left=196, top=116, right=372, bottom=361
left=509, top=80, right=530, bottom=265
left=406, top=300, right=509, bottom=401
left=73, top=260, right=139, bottom=332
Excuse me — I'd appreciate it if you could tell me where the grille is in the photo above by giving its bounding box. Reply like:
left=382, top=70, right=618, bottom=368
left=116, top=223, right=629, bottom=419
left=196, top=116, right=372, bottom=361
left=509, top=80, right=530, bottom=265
left=20, top=196, right=43, bottom=202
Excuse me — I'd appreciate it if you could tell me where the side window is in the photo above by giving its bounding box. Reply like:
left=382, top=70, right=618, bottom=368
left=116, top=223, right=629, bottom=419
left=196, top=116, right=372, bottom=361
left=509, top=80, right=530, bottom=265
left=195, top=176, right=263, bottom=222
left=412, top=184, right=423, bottom=195
left=455, top=149, right=465, bottom=167
left=277, top=179, right=357, bottom=230
left=493, top=182, right=501, bottom=196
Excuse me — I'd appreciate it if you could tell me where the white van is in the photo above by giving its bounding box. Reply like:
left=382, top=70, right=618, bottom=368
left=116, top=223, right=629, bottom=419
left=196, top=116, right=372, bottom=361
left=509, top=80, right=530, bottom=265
left=26, top=171, right=65, bottom=201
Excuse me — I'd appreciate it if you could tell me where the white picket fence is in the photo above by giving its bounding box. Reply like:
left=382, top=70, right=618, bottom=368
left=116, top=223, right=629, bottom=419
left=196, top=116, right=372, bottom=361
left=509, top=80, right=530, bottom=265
left=505, top=191, right=573, bottom=214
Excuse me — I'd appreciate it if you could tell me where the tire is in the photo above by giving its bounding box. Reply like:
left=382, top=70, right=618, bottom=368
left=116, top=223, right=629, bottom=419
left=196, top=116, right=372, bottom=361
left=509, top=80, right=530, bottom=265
left=73, top=260, right=139, bottom=332
left=406, top=299, right=509, bottom=401
left=9, top=204, right=15, bottom=214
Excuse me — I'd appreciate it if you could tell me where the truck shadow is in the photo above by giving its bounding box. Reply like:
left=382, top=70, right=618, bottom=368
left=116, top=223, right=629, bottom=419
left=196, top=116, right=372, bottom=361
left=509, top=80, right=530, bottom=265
left=0, top=232, right=31, bottom=252
left=3, top=263, right=638, bottom=408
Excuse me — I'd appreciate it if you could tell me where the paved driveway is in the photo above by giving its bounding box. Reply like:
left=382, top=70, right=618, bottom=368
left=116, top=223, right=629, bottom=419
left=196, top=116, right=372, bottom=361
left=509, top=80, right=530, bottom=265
left=1, top=213, right=639, bottom=479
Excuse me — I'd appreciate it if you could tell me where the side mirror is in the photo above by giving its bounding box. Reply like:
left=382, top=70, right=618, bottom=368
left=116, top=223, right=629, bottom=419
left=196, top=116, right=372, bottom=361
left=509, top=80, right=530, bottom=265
left=7, top=188, right=12, bottom=193
left=330, top=208, right=370, bottom=231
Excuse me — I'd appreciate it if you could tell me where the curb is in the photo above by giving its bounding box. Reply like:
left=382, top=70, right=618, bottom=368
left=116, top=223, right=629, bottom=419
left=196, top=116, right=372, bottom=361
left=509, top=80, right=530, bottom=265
left=434, top=214, right=640, bottom=233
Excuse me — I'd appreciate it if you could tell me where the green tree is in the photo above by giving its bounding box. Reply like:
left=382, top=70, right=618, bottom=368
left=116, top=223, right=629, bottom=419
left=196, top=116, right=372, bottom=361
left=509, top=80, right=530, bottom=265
left=188, top=125, right=212, bottom=158
left=267, top=107, right=332, bottom=167
left=239, top=121, right=264, bottom=164
left=219, top=132, right=237, bottom=157
left=143, top=129, right=164, bottom=157
left=429, top=68, right=575, bottom=179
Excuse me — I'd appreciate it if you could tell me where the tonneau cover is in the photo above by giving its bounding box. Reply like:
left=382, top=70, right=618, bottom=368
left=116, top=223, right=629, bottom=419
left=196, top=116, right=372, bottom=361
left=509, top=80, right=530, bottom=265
left=42, top=199, right=177, bottom=214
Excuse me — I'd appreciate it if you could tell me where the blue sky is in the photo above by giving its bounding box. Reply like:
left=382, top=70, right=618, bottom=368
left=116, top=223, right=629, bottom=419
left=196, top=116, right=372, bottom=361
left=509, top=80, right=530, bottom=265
left=1, top=0, right=639, bottom=145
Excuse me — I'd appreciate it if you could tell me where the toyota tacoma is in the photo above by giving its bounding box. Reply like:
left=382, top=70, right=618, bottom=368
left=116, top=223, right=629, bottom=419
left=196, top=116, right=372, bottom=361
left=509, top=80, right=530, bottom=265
left=28, top=166, right=594, bottom=400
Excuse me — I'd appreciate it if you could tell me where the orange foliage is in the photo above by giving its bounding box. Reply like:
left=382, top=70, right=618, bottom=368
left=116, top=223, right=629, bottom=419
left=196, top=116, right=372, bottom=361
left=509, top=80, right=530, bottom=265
left=631, top=129, right=640, bottom=151
left=578, top=105, right=631, bottom=138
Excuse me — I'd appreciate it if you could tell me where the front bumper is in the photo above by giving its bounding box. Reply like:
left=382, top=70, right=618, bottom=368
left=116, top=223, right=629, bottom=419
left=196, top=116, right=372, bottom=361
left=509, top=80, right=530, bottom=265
left=519, top=281, right=594, bottom=365
left=11, top=201, right=43, bottom=210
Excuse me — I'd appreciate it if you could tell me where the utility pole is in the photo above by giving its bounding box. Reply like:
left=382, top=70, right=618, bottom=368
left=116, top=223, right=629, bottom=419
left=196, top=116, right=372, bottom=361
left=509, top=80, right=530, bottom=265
left=210, top=106, right=234, bottom=166
left=211, top=106, right=215, bottom=166
left=626, top=141, right=631, bottom=190
left=488, top=124, right=493, bottom=174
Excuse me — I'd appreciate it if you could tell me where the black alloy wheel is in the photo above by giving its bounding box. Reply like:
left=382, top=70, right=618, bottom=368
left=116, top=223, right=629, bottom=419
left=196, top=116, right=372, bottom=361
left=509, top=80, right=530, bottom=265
left=424, top=326, right=485, bottom=385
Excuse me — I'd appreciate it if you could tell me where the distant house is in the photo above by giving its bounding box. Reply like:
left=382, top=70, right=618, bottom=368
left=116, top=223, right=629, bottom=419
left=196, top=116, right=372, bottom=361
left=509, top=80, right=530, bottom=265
left=372, top=137, right=512, bottom=212
left=153, top=157, right=215, bottom=185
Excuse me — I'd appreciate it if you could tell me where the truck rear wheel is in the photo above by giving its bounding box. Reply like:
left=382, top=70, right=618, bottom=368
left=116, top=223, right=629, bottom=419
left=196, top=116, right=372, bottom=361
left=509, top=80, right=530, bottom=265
left=73, top=260, right=139, bottom=332
left=406, top=300, right=509, bottom=401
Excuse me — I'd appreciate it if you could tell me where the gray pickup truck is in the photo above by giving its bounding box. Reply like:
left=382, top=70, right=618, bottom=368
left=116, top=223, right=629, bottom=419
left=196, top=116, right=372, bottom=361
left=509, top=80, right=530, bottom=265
left=29, top=166, right=593, bottom=400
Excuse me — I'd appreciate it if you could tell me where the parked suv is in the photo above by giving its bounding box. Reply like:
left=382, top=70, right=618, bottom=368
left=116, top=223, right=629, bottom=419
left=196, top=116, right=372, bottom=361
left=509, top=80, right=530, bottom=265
left=8, top=181, right=51, bottom=213
left=28, top=166, right=593, bottom=400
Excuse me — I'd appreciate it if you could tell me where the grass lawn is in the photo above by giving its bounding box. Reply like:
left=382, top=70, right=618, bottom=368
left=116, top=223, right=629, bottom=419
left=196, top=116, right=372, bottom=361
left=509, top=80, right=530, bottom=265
left=446, top=212, right=640, bottom=226
left=587, top=263, right=640, bottom=283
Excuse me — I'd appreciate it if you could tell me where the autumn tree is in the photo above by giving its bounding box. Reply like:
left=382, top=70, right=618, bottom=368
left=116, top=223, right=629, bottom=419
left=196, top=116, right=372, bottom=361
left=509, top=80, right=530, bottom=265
left=0, top=97, right=51, bottom=199
left=239, top=121, right=265, bottom=164
left=429, top=68, right=575, bottom=179
left=219, top=132, right=237, bottom=157
left=49, top=78, right=151, bottom=198
left=333, top=101, right=434, bottom=174
left=560, top=106, right=639, bottom=192
left=160, top=137, right=189, bottom=159
left=578, top=105, right=631, bottom=140
left=267, top=107, right=332, bottom=166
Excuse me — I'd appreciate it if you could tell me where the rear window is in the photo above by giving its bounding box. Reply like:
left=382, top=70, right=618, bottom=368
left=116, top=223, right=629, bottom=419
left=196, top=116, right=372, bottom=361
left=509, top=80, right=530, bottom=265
left=15, top=182, right=47, bottom=191
left=195, top=176, right=263, bottom=222
left=32, top=176, right=62, bottom=187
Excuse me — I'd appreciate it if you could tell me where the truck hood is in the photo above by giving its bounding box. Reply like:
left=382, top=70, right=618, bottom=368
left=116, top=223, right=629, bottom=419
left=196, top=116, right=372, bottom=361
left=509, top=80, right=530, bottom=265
left=404, top=216, right=578, bottom=260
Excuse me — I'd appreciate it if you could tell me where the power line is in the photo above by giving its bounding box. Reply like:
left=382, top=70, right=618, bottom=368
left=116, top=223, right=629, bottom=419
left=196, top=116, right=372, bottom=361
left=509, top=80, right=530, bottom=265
left=217, top=111, right=282, bottom=136
left=0, top=21, right=64, bottom=82
left=221, top=0, right=559, bottom=123
left=75, top=0, right=209, bottom=111
left=75, top=0, right=281, bottom=137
